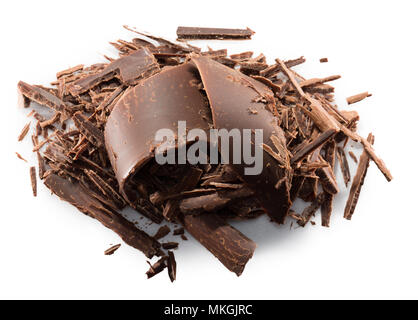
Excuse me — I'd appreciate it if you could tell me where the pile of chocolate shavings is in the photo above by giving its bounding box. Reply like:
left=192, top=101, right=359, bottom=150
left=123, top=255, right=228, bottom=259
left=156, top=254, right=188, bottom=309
left=17, top=26, right=392, bottom=282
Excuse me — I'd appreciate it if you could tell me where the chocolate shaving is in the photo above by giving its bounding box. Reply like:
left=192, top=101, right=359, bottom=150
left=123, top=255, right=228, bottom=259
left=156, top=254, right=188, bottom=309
left=104, top=244, right=121, bottom=255
left=344, top=134, right=374, bottom=220
left=146, top=257, right=167, bottom=279
left=18, top=122, right=30, bottom=141
left=162, top=242, right=179, bottom=250
left=16, top=152, right=27, bottom=162
left=337, top=146, right=351, bottom=186
left=30, top=166, right=37, bottom=197
left=176, top=26, right=255, bottom=40
left=291, top=129, right=337, bottom=164
left=167, top=251, right=177, bottom=282
left=348, top=151, right=358, bottom=163
left=69, top=48, right=159, bottom=96
left=347, top=92, right=372, bottom=105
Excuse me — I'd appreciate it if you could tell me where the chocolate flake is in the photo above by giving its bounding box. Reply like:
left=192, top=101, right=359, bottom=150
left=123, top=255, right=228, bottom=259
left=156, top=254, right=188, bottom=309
left=18, top=122, right=30, bottom=141
left=153, top=225, right=171, bottom=240
left=344, top=134, right=374, bottom=220
left=30, top=166, right=37, bottom=197
left=177, top=26, right=255, bottom=40
left=104, top=244, right=121, bottom=255
left=347, top=92, right=372, bottom=105
left=167, top=251, right=177, bottom=282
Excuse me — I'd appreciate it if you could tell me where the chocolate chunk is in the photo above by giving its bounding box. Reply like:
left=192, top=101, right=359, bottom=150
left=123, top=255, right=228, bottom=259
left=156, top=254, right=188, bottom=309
left=162, top=242, right=179, bottom=250
left=18, top=122, right=30, bottom=141
left=146, top=257, right=167, bottom=279
left=344, top=134, right=374, bottom=220
left=346, top=92, right=372, bottom=105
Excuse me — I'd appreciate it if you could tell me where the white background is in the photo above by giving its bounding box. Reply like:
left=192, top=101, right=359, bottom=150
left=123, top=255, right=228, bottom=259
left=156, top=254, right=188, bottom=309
left=1, top=0, right=417, bottom=299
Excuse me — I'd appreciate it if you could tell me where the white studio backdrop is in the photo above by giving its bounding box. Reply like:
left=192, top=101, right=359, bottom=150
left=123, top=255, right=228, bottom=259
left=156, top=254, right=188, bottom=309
left=0, top=0, right=417, bottom=299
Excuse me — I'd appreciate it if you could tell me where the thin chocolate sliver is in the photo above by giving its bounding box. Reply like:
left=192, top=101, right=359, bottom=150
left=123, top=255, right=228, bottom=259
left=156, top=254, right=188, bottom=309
left=337, top=146, right=351, bottom=187
left=18, top=122, right=30, bottom=141
left=16, top=152, right=27, bottom=162
left=344, top=134, right=374, bottom=220
left=167, top=251, right=177, bottom=282
left=347, top=92, right=372, bottom=105
left=30, top=166, right=37, bottom=197
left=104, top=244, right=121, bottom=255
left=162, top=242, right=179, bottom=250
left=146, top=257, right=167, bottom=279
left=177, top=26, right=255, bottom=40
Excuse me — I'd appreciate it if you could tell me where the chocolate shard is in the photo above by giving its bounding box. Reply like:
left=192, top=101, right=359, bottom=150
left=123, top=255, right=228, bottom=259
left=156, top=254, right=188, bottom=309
left=146, top=257, right=168, bottom=279
left=179, top=187, right=255, bottom=215
left=291, top=128, right=337, bottom=164
left=162, top=242, right=179, bottom=250
left=182, top=214, right=256, bottom=276
left=69, top=48, right=160, bottom=96
left=176, top=26, right=255, bottom=40
left=17, top=81, right=72, bottom=117
left=72, top=111, right=105, bottom=148
left=344, top=134, right=374, bottom=220
left=30, top=166, right=37, bottom=197
left=346, top=92, right=372, bottom=105
left=337, top=146, right=351, bottom=187
left=44, top=173, right=161, bottom=259
left=167, top=251, right=177, bottom=282
left=298, top=192, right=326, bottom=227
left=153, top=225, right=171, bottom=240
left=104, top=244, right=121, bottom=255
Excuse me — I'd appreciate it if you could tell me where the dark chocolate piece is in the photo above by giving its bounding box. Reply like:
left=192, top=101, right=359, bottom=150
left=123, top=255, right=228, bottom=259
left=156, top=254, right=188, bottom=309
left=72, top=112, right=105, bottom=148
left=344, top=134, right=374, bottom=220
left=16, top=152, right=27, bottom=162
left=167, top=251, right=177, bottom=282
left=30, top=166, right=37, bottom=197
left=173, top=227, right=184, bottom=236
left=17, top=81, right=72, bottom=117
left=346, top=92, right=372, bottom=105
left=69, top=48, right=160, bottom=96
left=179, top=187, right=254, bottom=215
left=104, top=244, right=121, bottom=255
left=320, top=58, right=328, bottom=63
left=182, top=214, right=256, bottom=276
left=153, top=225, right=171, bottom=240
left=177, top=26, right=255, bottom=40
left=146, top=257, right=167, bottom=279
left=162, top=242, right=179, bottom=250
left=18, top=122, right=30, bottom=141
